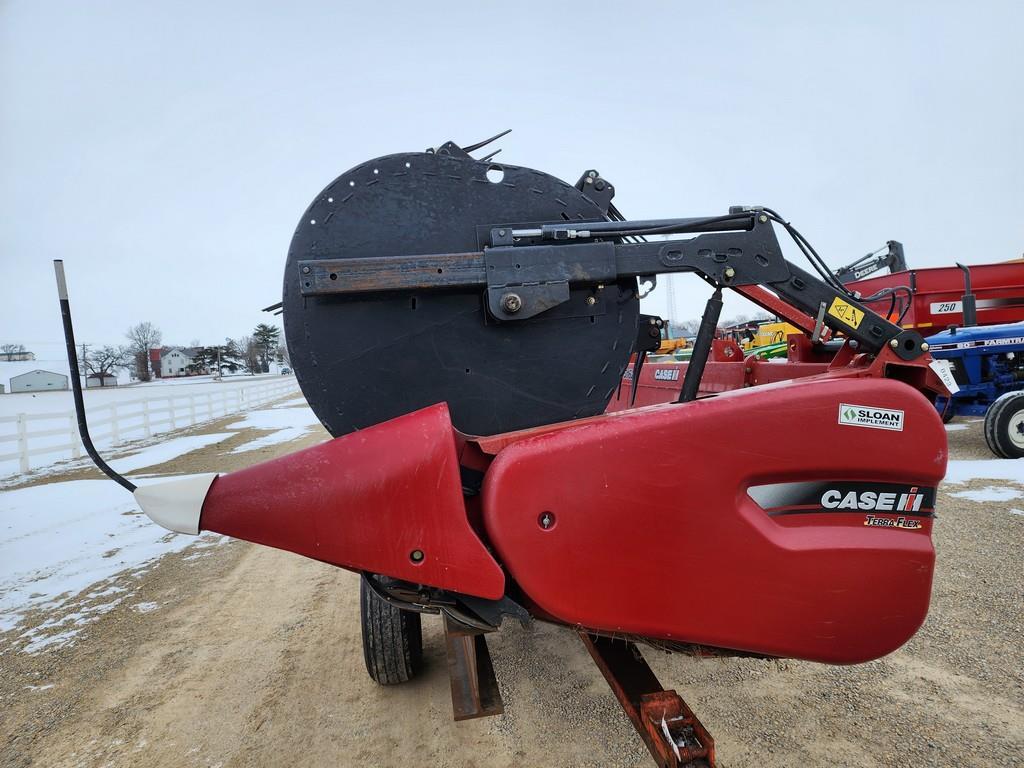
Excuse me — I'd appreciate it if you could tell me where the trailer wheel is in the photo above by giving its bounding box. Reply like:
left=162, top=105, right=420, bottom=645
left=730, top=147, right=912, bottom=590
left=984, top=391, right=1024, bottom=459
left=360, top=576, right=423, bottom=685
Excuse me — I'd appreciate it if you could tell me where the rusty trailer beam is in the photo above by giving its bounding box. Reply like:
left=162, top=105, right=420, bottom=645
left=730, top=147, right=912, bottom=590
left=580, top=632, right=716, bottom=768
left=443, top=615, right=504, bottom=721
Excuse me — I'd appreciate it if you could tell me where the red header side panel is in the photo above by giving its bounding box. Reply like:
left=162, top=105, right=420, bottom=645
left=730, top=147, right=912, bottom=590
left=483, top=378, right=946, bottom=663
left=201, top=403, right=505, bottom=600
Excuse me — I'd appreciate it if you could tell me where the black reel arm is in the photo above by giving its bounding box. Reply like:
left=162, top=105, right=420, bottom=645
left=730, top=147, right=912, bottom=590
left=298, top=215, right=926, bottom=361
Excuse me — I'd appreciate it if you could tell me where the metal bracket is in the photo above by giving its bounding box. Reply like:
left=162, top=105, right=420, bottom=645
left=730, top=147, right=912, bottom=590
left=482, top=242, right=617, bottom=321
left=444, top=615, right=504, bottom=721
left=574, top=169, right=615, bottom=214
left=580, top=632, right=716, bottom=768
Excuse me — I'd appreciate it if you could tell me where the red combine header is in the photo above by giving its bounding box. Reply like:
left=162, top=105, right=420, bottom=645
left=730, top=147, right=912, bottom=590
left=54, top=135, right=953, bottom=767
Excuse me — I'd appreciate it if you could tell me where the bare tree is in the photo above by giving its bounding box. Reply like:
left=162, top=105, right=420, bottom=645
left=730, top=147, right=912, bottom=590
left=125, top=322, right=162, bottom=381
left=0, top=343, right=27, bottom=361
left=81, top=345, right=131, bottom=386
left=235, top=335, right=261, bottom=374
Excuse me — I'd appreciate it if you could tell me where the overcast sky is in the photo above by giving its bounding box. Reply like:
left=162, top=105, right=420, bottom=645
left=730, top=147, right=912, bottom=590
left=2, top=1, right=1021, bottom=360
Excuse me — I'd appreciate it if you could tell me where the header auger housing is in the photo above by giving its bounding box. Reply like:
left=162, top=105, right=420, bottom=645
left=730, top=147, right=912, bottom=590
left=57, top=135, right=950, bottom=767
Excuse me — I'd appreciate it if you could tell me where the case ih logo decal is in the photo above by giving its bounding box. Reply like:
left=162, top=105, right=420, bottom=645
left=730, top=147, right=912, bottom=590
left=747, top=481, right=935, bottom=523
left=654, top=368, right=680, bottom=381
left=838, top=403, right=904, bottom=431
left=820, top=486, right=926, bottom=513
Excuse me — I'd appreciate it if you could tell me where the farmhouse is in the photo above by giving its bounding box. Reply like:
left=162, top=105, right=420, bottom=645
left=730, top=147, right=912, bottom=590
left=150, top=346, right=211, bottom=378
left=10, top=369, right=68, bottom=393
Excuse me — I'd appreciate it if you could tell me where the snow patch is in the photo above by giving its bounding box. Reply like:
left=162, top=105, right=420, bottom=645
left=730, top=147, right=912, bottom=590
left=271, top=396, right=309, bottom=409
left=943, top=459, right=1024, bottom=485
left=226, top=406, right=320, bottom=454
left=107, top=433, right=232, bottom=473
left=950, top=486, right=1024, bottom=503
left=944, top=423, right=968, bottom=432
left=0, top=477, right=223, bottom=649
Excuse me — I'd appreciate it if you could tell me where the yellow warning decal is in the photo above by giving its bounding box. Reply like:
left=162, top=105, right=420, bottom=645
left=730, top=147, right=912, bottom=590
left=828, top=297, right=865, bottom=329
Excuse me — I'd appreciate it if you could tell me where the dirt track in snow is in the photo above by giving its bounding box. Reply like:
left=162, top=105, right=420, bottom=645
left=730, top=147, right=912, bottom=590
left=1, top=416, right=1022, bottom=768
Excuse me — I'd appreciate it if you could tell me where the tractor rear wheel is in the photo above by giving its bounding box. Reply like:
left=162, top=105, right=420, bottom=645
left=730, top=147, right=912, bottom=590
left=984, top=391, right=1024, bottom=459
left=360, top=576, right=423, bottom=685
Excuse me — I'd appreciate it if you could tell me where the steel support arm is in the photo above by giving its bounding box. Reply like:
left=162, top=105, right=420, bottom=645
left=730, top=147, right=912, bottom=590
left=297, top=217, right=927, bottom=360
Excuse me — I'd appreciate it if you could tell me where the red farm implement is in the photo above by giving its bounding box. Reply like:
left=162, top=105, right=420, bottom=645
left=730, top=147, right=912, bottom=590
left=55, top=135, right=951, bottom=767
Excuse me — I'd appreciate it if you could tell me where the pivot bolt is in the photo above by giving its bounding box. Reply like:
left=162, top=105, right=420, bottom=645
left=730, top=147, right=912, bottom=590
left=538, top=512, right=555, bottom=529
left=759, top=214, right=768, bottom=223
left=585, top=296, right=597, bottom=306
left=498, top=229, right=507, bottom=237
left=410, top=549, right=425, bottom=563
left=502, top=292, right=523, bottom=314
left=302, top=265, right=311, bottom=274
left=724, top=267, right=736, bottom=280
left=890, top=339, right=899, bottom=348
left=921, top=342, right=930, bottom=351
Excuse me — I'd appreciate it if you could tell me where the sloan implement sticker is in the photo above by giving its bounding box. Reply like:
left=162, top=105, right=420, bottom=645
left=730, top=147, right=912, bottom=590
left=838, top=403, right=904, bottom=431
left=827, top=297, right=865, bottom=329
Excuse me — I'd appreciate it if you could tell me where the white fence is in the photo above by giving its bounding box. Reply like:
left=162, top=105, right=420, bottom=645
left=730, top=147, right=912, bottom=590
left=0, top=378, right=300, bottom=476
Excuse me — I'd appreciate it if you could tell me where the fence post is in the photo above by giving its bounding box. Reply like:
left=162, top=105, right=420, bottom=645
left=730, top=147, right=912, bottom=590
left=110, top=403, right=120, bottom=445
left=142, top=399, right=152, bottom=437
left=17, top=413, right=29, bottom=474
left=69, top=414, right=81, bottom=459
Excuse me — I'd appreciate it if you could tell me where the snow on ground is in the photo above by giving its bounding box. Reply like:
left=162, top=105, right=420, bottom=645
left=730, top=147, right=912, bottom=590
left=0, top=477, right=227, bottom=650
left=944, top=423, right=968, bottom=432
left=949, top=486, right=1024, bottom=503
left=271, top=395, right=308, bottom=409
left=0, top=395, right=320, bottom=652
left=943, top=459, right=1024, bottom=485
left=107, top=433, right=233, bottom=474
left=226, top=407, right=321, bottom=454
left=943, top=458, right=1024, bottom=516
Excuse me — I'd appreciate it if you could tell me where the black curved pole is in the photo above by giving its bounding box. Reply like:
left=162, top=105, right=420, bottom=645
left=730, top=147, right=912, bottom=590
left=53, top=260, right=136, bottom=493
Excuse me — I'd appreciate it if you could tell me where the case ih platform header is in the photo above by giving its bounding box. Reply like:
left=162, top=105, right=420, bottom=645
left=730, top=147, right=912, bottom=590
left=56, top=135, right=951, bottom=767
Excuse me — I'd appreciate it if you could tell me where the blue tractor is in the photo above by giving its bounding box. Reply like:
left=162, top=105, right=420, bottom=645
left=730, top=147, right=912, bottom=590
left=928, top=321, right=1024, bottom=458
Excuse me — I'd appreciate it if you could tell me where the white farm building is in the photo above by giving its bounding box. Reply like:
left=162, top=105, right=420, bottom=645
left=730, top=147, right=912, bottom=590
left=9, top=369, right=68, bottom=393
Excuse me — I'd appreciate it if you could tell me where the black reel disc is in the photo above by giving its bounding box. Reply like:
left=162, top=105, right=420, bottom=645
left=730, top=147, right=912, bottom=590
left=283, top=150, right=639, bottom=437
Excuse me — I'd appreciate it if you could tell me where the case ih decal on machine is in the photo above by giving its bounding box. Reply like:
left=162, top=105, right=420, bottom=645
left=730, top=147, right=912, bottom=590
left=748, top=481, right=935, bottom=519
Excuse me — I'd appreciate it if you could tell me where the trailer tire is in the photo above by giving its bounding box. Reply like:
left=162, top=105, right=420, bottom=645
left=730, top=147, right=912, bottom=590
left=984, top=391, right=1024, bottom=459
left=360, top=576, right=423, bottom=685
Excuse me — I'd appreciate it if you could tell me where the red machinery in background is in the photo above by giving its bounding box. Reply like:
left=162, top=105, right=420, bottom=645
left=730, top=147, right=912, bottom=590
left=56, top=137, right=952, bottom=768
left=851, top=260, right=1024, bottom=332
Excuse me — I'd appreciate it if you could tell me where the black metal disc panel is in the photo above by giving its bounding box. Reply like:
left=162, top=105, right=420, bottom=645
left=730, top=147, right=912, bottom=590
left=283, top=151, right=639, bottom=437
